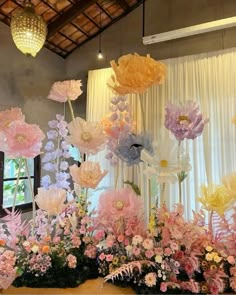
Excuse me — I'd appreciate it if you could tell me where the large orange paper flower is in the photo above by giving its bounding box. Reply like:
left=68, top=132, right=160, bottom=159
left=35, top=188, right=67, bottom=216
left=108, top=53, right=166, bottom=95
left=70, top=161, right=107, bottom=189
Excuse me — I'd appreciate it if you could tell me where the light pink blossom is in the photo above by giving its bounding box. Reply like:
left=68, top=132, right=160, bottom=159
left=70, top=161, right=107, bottom=189
left=35, top=187, right=67, bottom=216
left=3, top=121, right=45, bottom=158
left=67, top=117, right=106, bottom=155
left=48, top=80, right=83, bottom=102
left=67, top=254, right=77, bottom=268
left=0, top=107, right=25, bottom=131
left=142, top=238, right=154, bottom=250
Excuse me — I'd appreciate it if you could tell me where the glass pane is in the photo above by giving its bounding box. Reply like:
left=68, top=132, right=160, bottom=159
left=4, top=158, right=34, bottom=179
left=3, top=178, right=34, bottom=208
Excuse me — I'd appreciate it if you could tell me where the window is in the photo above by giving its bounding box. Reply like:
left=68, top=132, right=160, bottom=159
left=0, top=152, right=40, bottom=216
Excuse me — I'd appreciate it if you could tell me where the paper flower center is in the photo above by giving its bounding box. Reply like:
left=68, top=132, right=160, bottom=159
left=178, top=115, right=190, bottom=124
left=81, top=132, right=92, bottom=142
left=160, top=160, right=168, bottom=167
left=115, top=200, right=124, bottom=210
left=16, top=134, right=26, bottom=143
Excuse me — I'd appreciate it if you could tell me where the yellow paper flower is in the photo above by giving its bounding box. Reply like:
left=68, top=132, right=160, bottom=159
left=198, top=184, right=235, bottom=215
left=232, top=116, right=236, bottom=124
left=222, top=172, right=236, bottom=198
left=108, top=53, right=166, bottom=95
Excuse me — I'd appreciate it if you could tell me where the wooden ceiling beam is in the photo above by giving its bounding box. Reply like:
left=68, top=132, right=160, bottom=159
left=47, top=0, right=97, bottom=37
left=116, top=0, right=129, bottom=11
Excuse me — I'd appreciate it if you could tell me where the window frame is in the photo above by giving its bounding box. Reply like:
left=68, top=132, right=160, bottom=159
left=0, top=152, right=41, bottom=216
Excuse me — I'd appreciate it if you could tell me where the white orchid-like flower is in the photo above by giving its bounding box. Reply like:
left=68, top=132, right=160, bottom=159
left=141, top=139, right=191, bottom=184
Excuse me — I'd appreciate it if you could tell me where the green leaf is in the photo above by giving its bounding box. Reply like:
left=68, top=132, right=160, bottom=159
left=124, top=180, right=141, bottom=195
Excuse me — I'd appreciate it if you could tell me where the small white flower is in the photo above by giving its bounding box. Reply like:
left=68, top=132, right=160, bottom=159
left=31, top=245, right=39, bottom=253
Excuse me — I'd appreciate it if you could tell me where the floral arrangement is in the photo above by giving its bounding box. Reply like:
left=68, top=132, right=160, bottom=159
left=0, top=53, right=236, bottom=295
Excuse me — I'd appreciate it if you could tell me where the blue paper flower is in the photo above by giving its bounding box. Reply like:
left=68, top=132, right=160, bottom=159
left=114, top=133, right=153, bottom=166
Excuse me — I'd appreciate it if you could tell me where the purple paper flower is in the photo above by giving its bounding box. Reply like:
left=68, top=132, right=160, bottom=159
left=114, top=133, right=153, bottom=166
left=164, top=101, right=209, bottom=141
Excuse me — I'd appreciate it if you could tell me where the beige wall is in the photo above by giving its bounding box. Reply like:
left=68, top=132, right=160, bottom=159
left=0, top=22, right=66, bottom=132
left=66, top=0, right=236, bottom=108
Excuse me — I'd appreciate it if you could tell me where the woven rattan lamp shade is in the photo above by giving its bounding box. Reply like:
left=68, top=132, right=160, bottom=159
left=10, top=1, right=47, bottom=57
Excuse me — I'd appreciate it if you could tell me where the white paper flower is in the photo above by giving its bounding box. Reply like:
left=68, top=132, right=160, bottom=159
left=141, top=139, right=191, bottom=184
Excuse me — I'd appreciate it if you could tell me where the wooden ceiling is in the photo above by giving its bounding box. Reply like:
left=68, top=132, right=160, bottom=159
left=0, top=0, right=144, bottom=57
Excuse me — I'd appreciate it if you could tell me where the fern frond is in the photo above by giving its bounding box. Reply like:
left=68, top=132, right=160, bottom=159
left=104, top=260, right=155, bottom=282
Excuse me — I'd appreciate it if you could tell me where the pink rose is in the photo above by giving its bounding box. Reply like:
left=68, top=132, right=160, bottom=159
left=160, top=282, right=167, bottom=292
left=106, top=254, right=113, bottom=262
left=99, top=253, right=106, bottom=261
left=117, top=234, right=125, bottom=243
left=228, top=256, right=235, bottom=265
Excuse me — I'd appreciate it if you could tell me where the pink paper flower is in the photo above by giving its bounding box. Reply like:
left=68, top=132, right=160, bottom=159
left=0, top=107, right=25, bottom=131
left=70, top=161, right=107, bottom=189
left=48, top=80, right=83, bottom=102
left=35, top=187, right=67, bottom=216
left=3, top=121, right=45, bottom=158
left=67, top=117, right=106, bottom=155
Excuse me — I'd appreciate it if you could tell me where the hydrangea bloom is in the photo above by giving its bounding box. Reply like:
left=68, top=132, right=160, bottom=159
left=70, top=161, right=107, bottom=189
left=48, top=80, right=83, bottom=102
left=3, top=121, right=45, bottom=158
left=141, top=139, right=191, bottom=184
left=108, top=53, right=166, bottom=95
left=35, top=187, right=67, bottom=216
left=164, top=101, right=209, bottom=141
left=114, top=133, right=153, bottom=166
left=67, top=117, right=106, bottom=155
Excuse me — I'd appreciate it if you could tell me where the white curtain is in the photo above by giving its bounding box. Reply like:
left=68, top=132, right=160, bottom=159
left=87, top=47, right=236, bottom=219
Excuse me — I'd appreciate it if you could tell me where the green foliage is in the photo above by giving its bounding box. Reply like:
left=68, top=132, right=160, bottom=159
left=124, top=180, right=141, bottom=195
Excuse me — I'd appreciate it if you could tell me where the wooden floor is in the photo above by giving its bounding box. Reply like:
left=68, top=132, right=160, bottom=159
left=2, top=278, right=135, bottom=294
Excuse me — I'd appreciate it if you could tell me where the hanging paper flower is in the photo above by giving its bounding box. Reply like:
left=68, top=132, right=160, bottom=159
left=198, top=184, right=235, bottom=216
left=164, top=101, right=209, bottom=141
left=67, top=117, right=106, bottom=155
left=35, top=188, right=68, bottom=216
left=48, top=80, right=83, bottom=102
left=0, top=107, right=25, bottom=131
left=114, top=133, right=153, bottom=166
left=108, top=53, right=166, bottom=95
left=69, top=161, right=107, bottom=189
left=3, top=121, right=45, bottom=158
left=141, top=139, right=191, bottom=184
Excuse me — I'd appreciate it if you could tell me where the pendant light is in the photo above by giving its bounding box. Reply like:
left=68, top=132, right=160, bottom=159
left=11, top=0, right=47, bottom=57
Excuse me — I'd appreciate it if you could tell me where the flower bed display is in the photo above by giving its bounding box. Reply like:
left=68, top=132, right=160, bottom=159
left=0, top=53, right=236, bottom=294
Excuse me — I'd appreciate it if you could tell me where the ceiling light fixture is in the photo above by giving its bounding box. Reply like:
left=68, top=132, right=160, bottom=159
left=97, top=10, right=103, bottom=59
left=10, top=0, right=47, bottom=57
